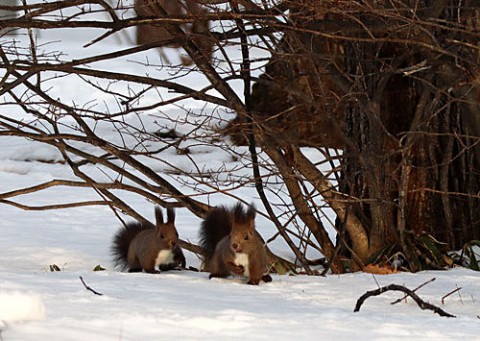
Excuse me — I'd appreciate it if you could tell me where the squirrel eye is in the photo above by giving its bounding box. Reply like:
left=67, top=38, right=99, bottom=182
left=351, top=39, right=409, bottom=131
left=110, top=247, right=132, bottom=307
left=244, top=234, right=249, bottom=241
left=160, top=234, right=165, bottom=239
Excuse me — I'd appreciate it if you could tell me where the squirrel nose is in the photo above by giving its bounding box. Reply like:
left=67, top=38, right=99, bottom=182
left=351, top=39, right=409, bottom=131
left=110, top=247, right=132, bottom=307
left=232, top=243, right=238, bottom=250
left=170, top=240, right=176, bottom=247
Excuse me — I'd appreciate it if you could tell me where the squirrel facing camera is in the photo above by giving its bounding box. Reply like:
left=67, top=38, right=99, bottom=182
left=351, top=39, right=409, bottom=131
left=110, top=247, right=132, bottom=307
left=199, top=202, right=272, bottom=285
left=111, top=207, right=186, bottom=273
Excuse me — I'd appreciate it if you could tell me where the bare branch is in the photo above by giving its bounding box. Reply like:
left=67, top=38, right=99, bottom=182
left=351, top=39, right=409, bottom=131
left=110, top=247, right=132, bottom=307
left=354, top=284, right=456, bottom=318
left=79, top=276, right=103, bottom=296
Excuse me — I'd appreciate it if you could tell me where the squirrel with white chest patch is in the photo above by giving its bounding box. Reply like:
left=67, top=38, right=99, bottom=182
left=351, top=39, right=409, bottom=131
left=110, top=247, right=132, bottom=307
left=111, top=206, right=186, bottom=273
left=199, top=203, right=272, bottom=285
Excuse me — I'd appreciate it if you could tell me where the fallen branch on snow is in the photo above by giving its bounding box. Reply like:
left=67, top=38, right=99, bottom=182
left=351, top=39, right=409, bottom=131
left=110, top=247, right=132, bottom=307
left=79, top=276, right=103, bottom=296
left=390, top=277, right=436, bottom=305
left=354, top=284, right=455, bottom=318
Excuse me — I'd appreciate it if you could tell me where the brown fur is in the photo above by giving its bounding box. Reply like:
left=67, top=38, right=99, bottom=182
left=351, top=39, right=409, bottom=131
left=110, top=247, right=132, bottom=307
left=199, top=203, right=272, bottom=285
left=134, top=0, right=213, bottom=64
left=111, top=207, right=186, bottom=273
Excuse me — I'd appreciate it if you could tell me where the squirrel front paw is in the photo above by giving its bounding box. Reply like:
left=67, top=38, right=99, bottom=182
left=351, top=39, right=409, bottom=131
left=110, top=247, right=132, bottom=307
left=262, top=274, right=273, bottom=283
left=247, top=278, right=260, bottom=285
left=227, top=262, right=245, bottom=275
left=232, top=265, right=245, bottom=275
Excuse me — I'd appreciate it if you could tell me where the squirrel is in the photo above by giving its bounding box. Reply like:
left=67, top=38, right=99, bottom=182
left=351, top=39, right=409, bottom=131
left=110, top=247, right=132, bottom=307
left=111, top=206, right=186, bottom=273
left=199, top=202, right=272, bottom=285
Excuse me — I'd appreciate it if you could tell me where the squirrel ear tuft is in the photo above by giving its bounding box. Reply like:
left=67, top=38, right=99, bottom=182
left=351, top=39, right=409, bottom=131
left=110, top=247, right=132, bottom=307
left=154, top=206, right=164, bottom=225
left=167, top=207, right=175, bottom=224
left=232, top=202, right=256, bottom=225
left=246, top=203, right=256, bottom=220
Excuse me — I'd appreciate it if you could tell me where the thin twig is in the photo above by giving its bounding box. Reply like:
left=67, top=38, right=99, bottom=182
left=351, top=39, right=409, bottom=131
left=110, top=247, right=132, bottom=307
left=0, top=199, right=109, bottom=210
left=442, top=287, right=462, bottom=305
left=79, top=276, right=103, bottom=296
left=391, top=277, right=436, bottom=305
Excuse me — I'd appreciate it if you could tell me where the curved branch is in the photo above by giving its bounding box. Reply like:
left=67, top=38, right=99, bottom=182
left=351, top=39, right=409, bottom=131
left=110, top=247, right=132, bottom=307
left=354, top=284, right=456, bottom=318
left=0, top=199, right=109, bottom=210
left=263, top=145, right=342, bottom=273
left=290, top=147, right=370, bottom=262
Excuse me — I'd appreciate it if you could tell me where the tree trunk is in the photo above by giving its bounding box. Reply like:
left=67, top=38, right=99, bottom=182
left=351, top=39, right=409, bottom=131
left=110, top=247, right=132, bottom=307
left=341, top=1, right=480, bottom=269
left=243, top=0, right=480, bottom=271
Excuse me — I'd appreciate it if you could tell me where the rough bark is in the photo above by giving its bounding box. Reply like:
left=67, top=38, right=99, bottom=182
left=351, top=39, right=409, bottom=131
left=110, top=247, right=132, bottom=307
left=341, top=1, right=480, bottom=269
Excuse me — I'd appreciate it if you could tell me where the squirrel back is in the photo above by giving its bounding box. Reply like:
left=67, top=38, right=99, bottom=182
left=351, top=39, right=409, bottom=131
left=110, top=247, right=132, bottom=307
left=111, top=207, right=186, bottom=273
left=199, top=202, right=272, bottom=285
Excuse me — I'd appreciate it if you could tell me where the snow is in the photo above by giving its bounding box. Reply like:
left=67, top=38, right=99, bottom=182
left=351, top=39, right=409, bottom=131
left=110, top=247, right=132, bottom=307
left=1, top=3, right=480, bottom=340
left=0, top=291, right=45, bottom=323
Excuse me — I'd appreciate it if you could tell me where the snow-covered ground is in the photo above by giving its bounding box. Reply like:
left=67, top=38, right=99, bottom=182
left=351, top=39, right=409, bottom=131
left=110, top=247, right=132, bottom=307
left=1, top=199, right=479, bottom=341
left=1, top=3, right=480, bottom=340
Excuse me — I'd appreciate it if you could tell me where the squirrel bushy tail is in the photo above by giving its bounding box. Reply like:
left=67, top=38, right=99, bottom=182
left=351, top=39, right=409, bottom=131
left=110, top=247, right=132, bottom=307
left=198, top=205, right=232, bottom=264
left=111, top=222, right=150, bottom=271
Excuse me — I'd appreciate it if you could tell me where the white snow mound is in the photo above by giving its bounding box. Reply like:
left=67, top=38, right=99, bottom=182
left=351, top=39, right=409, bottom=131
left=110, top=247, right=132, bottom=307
left=0, top=291, right=46, bottom=322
